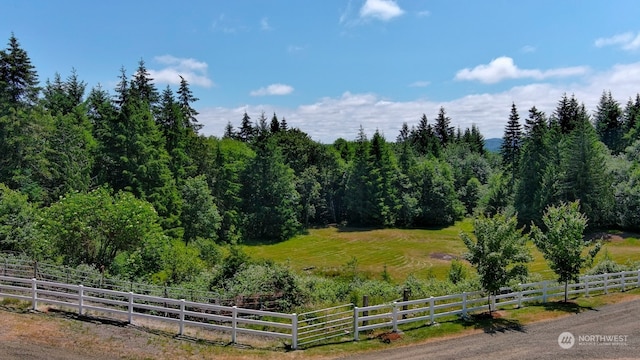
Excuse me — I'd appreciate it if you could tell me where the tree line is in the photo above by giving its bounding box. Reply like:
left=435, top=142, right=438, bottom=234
left=1, top=33, right=640, bottom=285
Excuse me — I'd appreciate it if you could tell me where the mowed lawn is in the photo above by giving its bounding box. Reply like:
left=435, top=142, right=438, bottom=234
left=243, top=220, right=640, bottom=283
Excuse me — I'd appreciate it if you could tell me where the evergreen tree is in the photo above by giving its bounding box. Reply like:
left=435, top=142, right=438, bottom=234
left=157, top=86, right=193, bottom=182
left=223, top=121, right=236, bottom=139
left=410, top=114, right=440, bottom=156
left=515, top=107, right=550, bottom=226
left=280, top=116, right=288, bottom=131
left=270, top=112, right=280, bottom=133
left=367, top=130, right=400, bottom=226
left=560, top=112, right=614, bottom=227
left=552, top=93, right=581, bottom=134
left=434, top=107, right=454, bottom=147
left=622, top=94, right=640, bottom=144
left=177, top=75, right=202, bottom=132
left=238, top=111, right=254, bottom=142
left=0, top=107, right=53, bottom=201
left=500, top=103, right=522, bottom=184
left=0, top=33, right=39, bottom=109
left=594, top=90, right=623, bottom=154
left=240, top=138, right=301, bottom=241
left=130, top=59, right=159, bottom=106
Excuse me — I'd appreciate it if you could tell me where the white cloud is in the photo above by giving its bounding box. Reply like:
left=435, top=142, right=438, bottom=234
left=197, top=62, right=640, bottom=143
left=521, top=45, right=536, bottom=53
left=455, top=56, right=589, bottom=84
left=409, top=80, right=430, bottom=87
left=260, top=17, right=272, bottom=31
left=595, top=32, right=640, bottom=51
left=149, top=55, right=213, bottom=87
left=250, top=83, right=295, bottom=96
left=417, top=10, right=430, bottom=17
left=360, top=0, right=404, bottom=21
left=287, top=45, right=306, bottom=53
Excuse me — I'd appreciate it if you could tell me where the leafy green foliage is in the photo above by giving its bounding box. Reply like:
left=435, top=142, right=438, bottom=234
left=43, top=188, right=166, bottom=268
left=461, top=212, right=531, bottom=304
left=180, top=175, right=221, bottom=244
left=531, top=201, right=601, bottom=301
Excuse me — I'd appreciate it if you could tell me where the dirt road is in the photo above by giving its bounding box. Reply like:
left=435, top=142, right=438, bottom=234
left=337, top=298, right=640, bottom=360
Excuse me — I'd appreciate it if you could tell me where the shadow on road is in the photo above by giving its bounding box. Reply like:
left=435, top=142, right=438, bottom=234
left=466, top=312, right=525, bottom=335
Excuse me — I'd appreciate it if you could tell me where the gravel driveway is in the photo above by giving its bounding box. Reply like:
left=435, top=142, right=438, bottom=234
left=337, top=298, right=640, bottom=360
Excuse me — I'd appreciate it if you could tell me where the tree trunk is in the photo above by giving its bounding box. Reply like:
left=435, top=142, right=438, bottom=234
left=564, top=281, right=568, bottom=302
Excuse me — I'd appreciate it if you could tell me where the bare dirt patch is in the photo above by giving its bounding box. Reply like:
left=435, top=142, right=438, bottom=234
left=429, top=252, right=457, bottom=261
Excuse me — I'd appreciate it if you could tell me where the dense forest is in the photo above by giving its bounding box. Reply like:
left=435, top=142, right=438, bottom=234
left=2, top=33, right=640, bottom=301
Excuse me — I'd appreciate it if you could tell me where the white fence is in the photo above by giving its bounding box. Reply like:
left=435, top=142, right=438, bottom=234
left=353, top=269, right=640, bottom=340
left=0, top=276, right=300, bottom=348
left=1, top=269, right=638, bottom=349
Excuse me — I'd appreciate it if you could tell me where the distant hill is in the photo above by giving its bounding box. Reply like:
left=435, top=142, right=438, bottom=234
left=484, top=138, right=502, bottom=153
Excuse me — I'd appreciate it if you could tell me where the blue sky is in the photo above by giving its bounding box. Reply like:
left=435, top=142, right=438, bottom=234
left=2, top=0, right=640, bottom=143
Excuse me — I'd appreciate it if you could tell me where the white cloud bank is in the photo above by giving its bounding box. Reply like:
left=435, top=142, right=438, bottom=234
left=250, top=83, right=294, bottom=96
left=595, top=32, right=640, bottom=51
left=455, top=57, right=589, bottom=84
left=198, top=62, right=640, bottom=143
left=149, top=55, right=213, bottom=88
left=359, top=0, right=404, bottom=21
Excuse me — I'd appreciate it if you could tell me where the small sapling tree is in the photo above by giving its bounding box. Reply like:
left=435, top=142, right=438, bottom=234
left=461, top=212, right=532, bottom=312
left=531, top=201, right=601, bottom=302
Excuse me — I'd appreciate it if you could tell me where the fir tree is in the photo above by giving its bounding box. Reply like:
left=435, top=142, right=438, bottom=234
left=500, top=103, right=522, bottom=184
left=0, top=34, right=39, bottom=108
left=434, top=107, right=454, bottom=147
left=594, top=90, right=623, bottom=154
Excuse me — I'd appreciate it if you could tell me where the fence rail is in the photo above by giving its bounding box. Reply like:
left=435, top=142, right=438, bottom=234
left=353, top=269, right=640, bottom=339
left=1, top=266, right=638, bottom=349
left=0, top=276, right=299, bottom=348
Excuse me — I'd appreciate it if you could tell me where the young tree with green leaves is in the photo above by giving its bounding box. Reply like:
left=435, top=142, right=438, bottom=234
left=180, top=175, right=221, bottom=244
left=531, top=201, right=601, bottom=302
left=461, top=212, right=531, bottom=312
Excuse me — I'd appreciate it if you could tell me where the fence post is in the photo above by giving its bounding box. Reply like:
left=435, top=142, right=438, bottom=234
left=392, top=302, right=398, bottom=333
left=637, top=269, right=640, bottom=287
left=291, top=313, right=298, bottom=350
left=402, top=288, right=409, bottom=319
left=31, top=278, right=37, bottom=310
left=462, top=292, right=468, bottom=317
left=179, top=299, right=186, bottom=336
left=232, top=306, right=238, bottom=344
left=362, top=295, right=369, bottom=327
left=542, top=281, right=548, bottom=303
left=621, top=271, right=626, bottom=292
left=128, top=292, right=134, bottom=324
left=353, top=306, right=360, bottom=341
left=517, top=288, right=523, bottom=308
left=78, top=285, right=84, bottom=315
left=584, top=276, right=589, bottom=297
left=604, top=273, right=608, bottom=294
left=429, top=296, right=435, bottom=325
left=33, top=261, right=38, bottom=279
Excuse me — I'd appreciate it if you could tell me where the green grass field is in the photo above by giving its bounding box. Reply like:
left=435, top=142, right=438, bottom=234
left=243, top=220, right=640, bottom=283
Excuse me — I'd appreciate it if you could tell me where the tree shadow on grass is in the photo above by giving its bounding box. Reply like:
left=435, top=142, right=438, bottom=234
left=541, top=300, right=597, bottom=314
left=462, top=312, right=525, bottom=335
